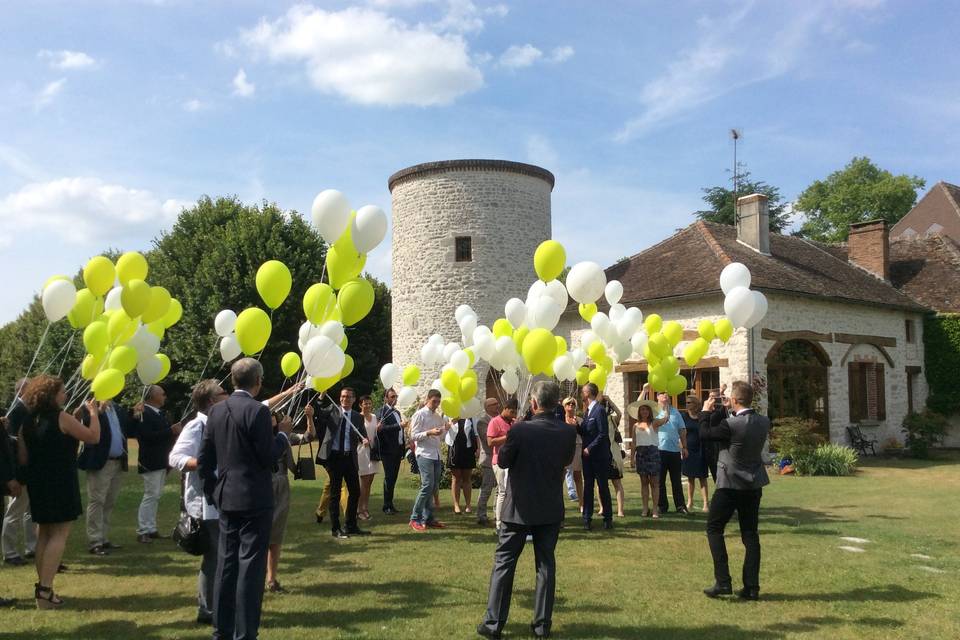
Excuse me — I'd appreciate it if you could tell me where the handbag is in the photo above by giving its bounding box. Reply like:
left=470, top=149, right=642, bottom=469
left=294, top=436, right=316, bottom=480
left=172, top=473, right=208, bottom=556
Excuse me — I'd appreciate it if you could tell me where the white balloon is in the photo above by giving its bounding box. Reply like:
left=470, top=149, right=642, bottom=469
left=450, top=350, right=470, bottom=375
left=104, top=286, right=123, bottom=312
left=494, top=336, right=516, bottom=367
left=631, top=331, right=649, bottom=356
left=566, top=261, right=607, bottom=304
left=458, top=314, right=478, bottom=341
left=622, top=307, right=643, bottom=335
left=544, top=279, right=569, bottom=309
left=590, top=313, right=612, bottom=342
left=136, top=356, right=163, bottom=385
left=580, top=331, right=598, bottom=349
left=351, top=204, right=387, bottom=253
left=219, top=334, right=241, bottom=363
left=570, top=348, right=587, bottom=369
left=443, top=342, right=461, bottom=363
left=455, top=305, right=475, bottom=324
left=41, top=279, right=77, bottom=323
left=421, top=342, right=436, bottom=367
left=530, top=296, right=561, bottom=331
left=505, top=298, right=527, bottom=328
left=501, top=368, right=520, bottom=394
left=429, top=333, right=445, bottom=346
left=744, top=290, right=768, bottom=329
left=215, top=310, right=237, bottom=337
left=397, top=385, right=418, bottom=408
left=379, top=363, right=400, bottom=389
left=129, top=325, right=160, bottom=358
left=724, top=286, right=756, bottom=328
left=462, top=397, right=482, bottom=417
left=609, top=303, right=626, bottom=322
left=553, top=354, right=575, bottom=381
left=526, top=280, right=546, bottom=304
left=303, top=335, right=344, bottom=377
left=720, top=262, right=752, bottom=295
left=605, top=280, right=624, bottom=305
left=613, top=340, right=633, bottom=363
left=311, top=189, right=352, bottom=244
left=473, top=331, right=495, bottom=362
left=319, top=320, right=345, bottom=345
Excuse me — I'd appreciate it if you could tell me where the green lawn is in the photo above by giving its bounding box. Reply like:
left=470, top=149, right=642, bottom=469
left=1, top=451, right=958, bottom=639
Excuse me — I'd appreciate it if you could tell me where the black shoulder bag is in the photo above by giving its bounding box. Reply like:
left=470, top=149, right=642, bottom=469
left=173, top=472, right=209, bottom=556
left=294, top=435, right=316, bottom=481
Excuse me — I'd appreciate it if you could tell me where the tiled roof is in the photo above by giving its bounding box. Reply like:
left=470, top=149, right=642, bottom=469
left=890, top=234, right=960, bottom=313
left=607, top=221, right=928, bottom=312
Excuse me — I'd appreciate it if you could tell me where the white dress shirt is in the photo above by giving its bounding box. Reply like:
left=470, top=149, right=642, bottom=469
left=168, top=412, right=218, bottom=521
left=411, top=406, right=444, bottom=460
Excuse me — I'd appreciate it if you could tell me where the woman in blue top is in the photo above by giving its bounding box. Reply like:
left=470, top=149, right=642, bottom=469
left=681, top=395, right=709, bottom=512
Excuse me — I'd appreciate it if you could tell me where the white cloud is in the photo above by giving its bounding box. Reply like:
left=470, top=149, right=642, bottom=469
left=0, top=177, right=190, bottom=245
left=35, top=78, right=66, bottom=109
left=232, top=68, right=256, bottom=97
left=39, top=49, right=97, bottom=70
left=499, top=44, right=542, bottom=68
left=525, top=134, right=559, bottom=169
left=183, top=98, right=206, bottom=112
left=548, top=45, right=574, bottom=63
left=239, top=5, right=484, bottom=106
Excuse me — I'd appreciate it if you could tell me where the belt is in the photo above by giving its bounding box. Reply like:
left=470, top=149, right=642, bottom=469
left=108, top=456, right=125, bottom=461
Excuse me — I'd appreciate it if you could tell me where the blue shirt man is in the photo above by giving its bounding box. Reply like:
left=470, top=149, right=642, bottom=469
left=657, top=404, right=686, bottom=453
left=104, top=403, right=125, bottom=458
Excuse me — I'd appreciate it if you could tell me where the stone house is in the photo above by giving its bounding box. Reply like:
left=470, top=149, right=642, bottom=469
left=556, top=194, right=929, bottom=448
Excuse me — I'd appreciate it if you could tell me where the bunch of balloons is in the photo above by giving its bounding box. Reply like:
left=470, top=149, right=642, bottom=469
left=720, top=262, right=768, bottom=329
left=378, top=362, right=422, bottom=410
left=40, top=252, right=179, bottom=402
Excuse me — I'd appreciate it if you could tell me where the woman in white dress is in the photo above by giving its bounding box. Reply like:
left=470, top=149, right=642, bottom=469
left=357, top=395, right=381, bottom=520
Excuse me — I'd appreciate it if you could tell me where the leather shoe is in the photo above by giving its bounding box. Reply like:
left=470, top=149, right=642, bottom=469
left=602, top=520, right=613, bottom=530
left=737, top=587, right=760, bottom=600
left=703, top=583, right=733, bottom=598
left=24, top=551, right=35, bottom=560
left=147, top=531, right=165, bottom=539
left=103, top=541, right=122, bottom=550
left=3, top=556, right=26, bottom=567
left=316, top=514, right=324, bottom=525
left=331, top=528, right=349, bottom=539
left=583, top=521, right=592, bottom=531
left=346, top=527, right=371, bottom=536
left=137, top=534, right=153, bottom=544
left=531, top=623, right=551, bottom=638
left=89, top=545, right=109, bottom=556
left=476, top=623, right=502, bottom=639
left=196, top=611, right=213, bottom=625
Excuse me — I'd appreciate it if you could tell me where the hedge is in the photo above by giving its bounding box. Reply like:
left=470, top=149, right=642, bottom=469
left=924, top=314, right=960, bottom=415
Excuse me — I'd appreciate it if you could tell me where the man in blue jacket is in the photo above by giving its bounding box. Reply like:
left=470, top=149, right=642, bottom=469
left=579, top=382, right=613, bottom=531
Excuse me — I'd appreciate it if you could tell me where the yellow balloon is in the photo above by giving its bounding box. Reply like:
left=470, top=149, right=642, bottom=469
left=337, top=278, right=375, bottom=326
left=587, top=341, right=606, bottom=362
left=588, top=366, right=608, bottom=391
left=643, top=313, right=663, bottom=335
left=682, top=343, right=702, bottom=368
left=162, top=299, right=183, bottom=329
left=312, top=373, right=341, bottom=392
left=459, top=376, right=478, bottom=402
left=648, top=370, right=667, bottom=393
left=521, top=328, right=555, bottom=375
left=91, top=368, right=125, bottom=401
left=303, top=283, right=336, bottom=324
left=492, top=318, right=513, bottom=339
left=648, top=332, right=671, bottom=358
left=402, top=364, right=421, bottom=386
left=339, top=334, right=348, bottom=351
left=141, top=286, right=171, bottom=324
left=44, top=274, right=71, bottom=290
left=327, top=223, right=367, bottom=290
left=714, top=318, right=734, bottom=343
left=662, top=321, right=683, bottom=347
left=462, top=368, right=478, bottom=384
left=147, top=320, right=165, bottom=340
left=697, top=319, right=716, bottom=342
left=555, top=336, right=567, bottom=357
left=441, top=368, right=460, bottom=393
left=121, top=279, right=151, bottom=318
left=235, top=307, right=272, bottom=355
left=660, top=355, right=680, bottom=377
left=340, top=354, right=355, bottom=379
left=107, top=310, right=137, bottom=345
left=281, top=352, right=302, bottom=377
left=643, top=344, right=661, bottom=368
left=83, top=256, right=116, bottom=297
left=667, top=374, right=687, bottom=396
left=68, top=288, right=103, bottom=328
left=533, top=240, right=566, bottom=282
left=598, top=355, right=614, bottom=373
left=108, top=345, right=138, bottom=374
left=155, top=353, right=171, bottom=382
left=116, top=252, right=148, bottom=285
left=512, top=326, right=530, bottom=352
left=575, top=366, right=590, bottom=386
left=83, top=321, right=109, bottom=357
left=578, top=303, right=597, bottom=322
left=256, top=260, right=293, bottom=310
left=465, top=348, right=476, bottom=367
left=440, top=396, right=461, bottom=418
left=81, top=353, right=102, bottom=380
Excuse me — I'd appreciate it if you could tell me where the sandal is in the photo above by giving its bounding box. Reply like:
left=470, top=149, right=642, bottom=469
left=35, top=583, right=63, bottom=609
left=464, top=507, right=472, bottom=514
left=641, top=509, right=650, bottom=518
left=652, top=511, right=660, bottom=519
left=267, top=580, right=285, bottom=593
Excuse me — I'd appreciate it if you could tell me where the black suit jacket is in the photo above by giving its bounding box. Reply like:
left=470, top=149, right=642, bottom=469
left=136, top=406, right=177, bottom=473
left=498, top=413, right=576, bottom=526
left=700, top=407, right=770, bottom=490
left=197, top=391, right=287, bottom=513
left=580, top=401, right=611, bottom=465
left=0, top=416, right=15, bottom=493
left=375, top=404, right=405, bottom=456
left=315, top=405, right=365, bottom=467
left=78, top=405, right=132, bottom=472
left=5, top=399, right=29, bottom=483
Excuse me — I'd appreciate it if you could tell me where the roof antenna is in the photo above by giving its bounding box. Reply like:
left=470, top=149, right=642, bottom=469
left=731, top=128, right=742, bottom=224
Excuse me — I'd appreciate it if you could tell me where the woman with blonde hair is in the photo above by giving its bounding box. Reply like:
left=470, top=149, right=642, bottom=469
left=628, top=383, right=667, bottom=518
left=561, top=396, right=584, bottom=512
left=18, top=375, right=100, bottom=608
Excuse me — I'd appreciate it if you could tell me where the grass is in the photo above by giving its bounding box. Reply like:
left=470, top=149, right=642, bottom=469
left=1, top=449, right=959, bottom=639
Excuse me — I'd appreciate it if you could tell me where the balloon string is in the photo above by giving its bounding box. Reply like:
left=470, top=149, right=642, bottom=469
left=38, top=330, right=76, bottom=376
left=5, top=322, right=52, bottom=416
left=178, top=336, right=220, bottom=422
left=55, top=332, right=78, bottom=378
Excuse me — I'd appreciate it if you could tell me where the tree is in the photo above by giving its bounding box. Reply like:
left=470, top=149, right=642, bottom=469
left=795, top=157, right=925, bottom=242
left=696, top=165, right=790, bottom=232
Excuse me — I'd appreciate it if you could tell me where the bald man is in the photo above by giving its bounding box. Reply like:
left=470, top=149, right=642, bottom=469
left=133, top=385, right=182, bottom=543
left=475, top=398, right=501, bottom=527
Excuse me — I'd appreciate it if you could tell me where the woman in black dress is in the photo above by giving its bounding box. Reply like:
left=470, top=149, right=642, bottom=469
left=445, top=417, right=479, bottom=515
left=681, top=394, right=709, bottom=512
left=17, top=375, right=100, bottom=609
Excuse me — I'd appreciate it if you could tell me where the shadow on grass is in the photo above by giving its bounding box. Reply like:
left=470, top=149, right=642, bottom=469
left=761, top=584, right=939, bottom=603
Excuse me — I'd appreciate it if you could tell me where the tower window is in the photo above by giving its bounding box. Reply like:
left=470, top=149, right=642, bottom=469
left=455, top=236, right=472, bottom=262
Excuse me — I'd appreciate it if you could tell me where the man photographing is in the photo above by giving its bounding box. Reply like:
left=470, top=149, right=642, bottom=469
left=699, top=380, right=770, bottom=601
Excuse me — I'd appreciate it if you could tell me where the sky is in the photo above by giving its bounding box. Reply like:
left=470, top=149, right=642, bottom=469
left=1, top=0, right=958, bottom=325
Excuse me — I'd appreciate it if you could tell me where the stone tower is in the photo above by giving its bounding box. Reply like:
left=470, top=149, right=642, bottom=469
left=389, top=159, right=555, bottom=393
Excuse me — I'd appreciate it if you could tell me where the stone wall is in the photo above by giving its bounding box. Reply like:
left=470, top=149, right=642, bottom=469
left=390, top=161, right=553, bottom=394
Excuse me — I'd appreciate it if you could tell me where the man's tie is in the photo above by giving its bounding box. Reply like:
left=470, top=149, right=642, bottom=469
left=341, top=412, right=349, bottom=452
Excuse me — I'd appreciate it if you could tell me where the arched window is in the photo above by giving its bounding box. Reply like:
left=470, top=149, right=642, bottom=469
left=767, top=339, right=830, bottom=436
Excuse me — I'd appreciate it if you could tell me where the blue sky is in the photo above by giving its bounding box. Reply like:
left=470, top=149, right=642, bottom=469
left=1, top=0, right=958, bottom=325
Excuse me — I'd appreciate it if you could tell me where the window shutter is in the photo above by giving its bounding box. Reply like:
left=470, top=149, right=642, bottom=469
left=876, top=363, right=886, bottom=421
left=848, top=362, right=863, bottom=423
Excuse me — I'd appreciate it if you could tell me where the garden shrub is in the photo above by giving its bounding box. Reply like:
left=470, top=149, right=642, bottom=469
left=924, top=314, right=960, bottom=415
left=770, top=417, right=826, bottom=459
left=792, top=443, right=858, bottom=476
left=901, top=410, right=949, bottom=458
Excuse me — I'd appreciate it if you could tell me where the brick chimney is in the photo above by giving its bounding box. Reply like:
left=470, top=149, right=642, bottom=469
left=848, top=219, right=890, bottom=280
left=736, top=193, right=770, bottom=254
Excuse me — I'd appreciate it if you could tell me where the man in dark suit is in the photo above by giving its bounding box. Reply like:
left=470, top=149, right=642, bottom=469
left=78, top=400, right=133, bottom=555
left=699, top=380, right=770, bottom=601
left=0, top=408, right=21, bottom=605
left=579, top=382, right=613, bottom=530
left=132, top=385, right=182, bottom=543
left=315, top=387, right=370, bottom=538
left=477, top=380, right=575, bottom=640
left=375, top=387, right=406, bottom=515
left=198, top=358, right=290, bottom=640
left=2, top=378, right=35, bottom=565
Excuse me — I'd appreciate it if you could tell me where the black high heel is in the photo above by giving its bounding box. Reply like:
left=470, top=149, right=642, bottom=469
left=35, top=583, right=63, bottom=609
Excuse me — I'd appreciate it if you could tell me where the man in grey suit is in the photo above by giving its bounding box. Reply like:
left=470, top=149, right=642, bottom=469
left=478, top=381, right=576, bottom=640
left=699, top=380, right=770, bottom=601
